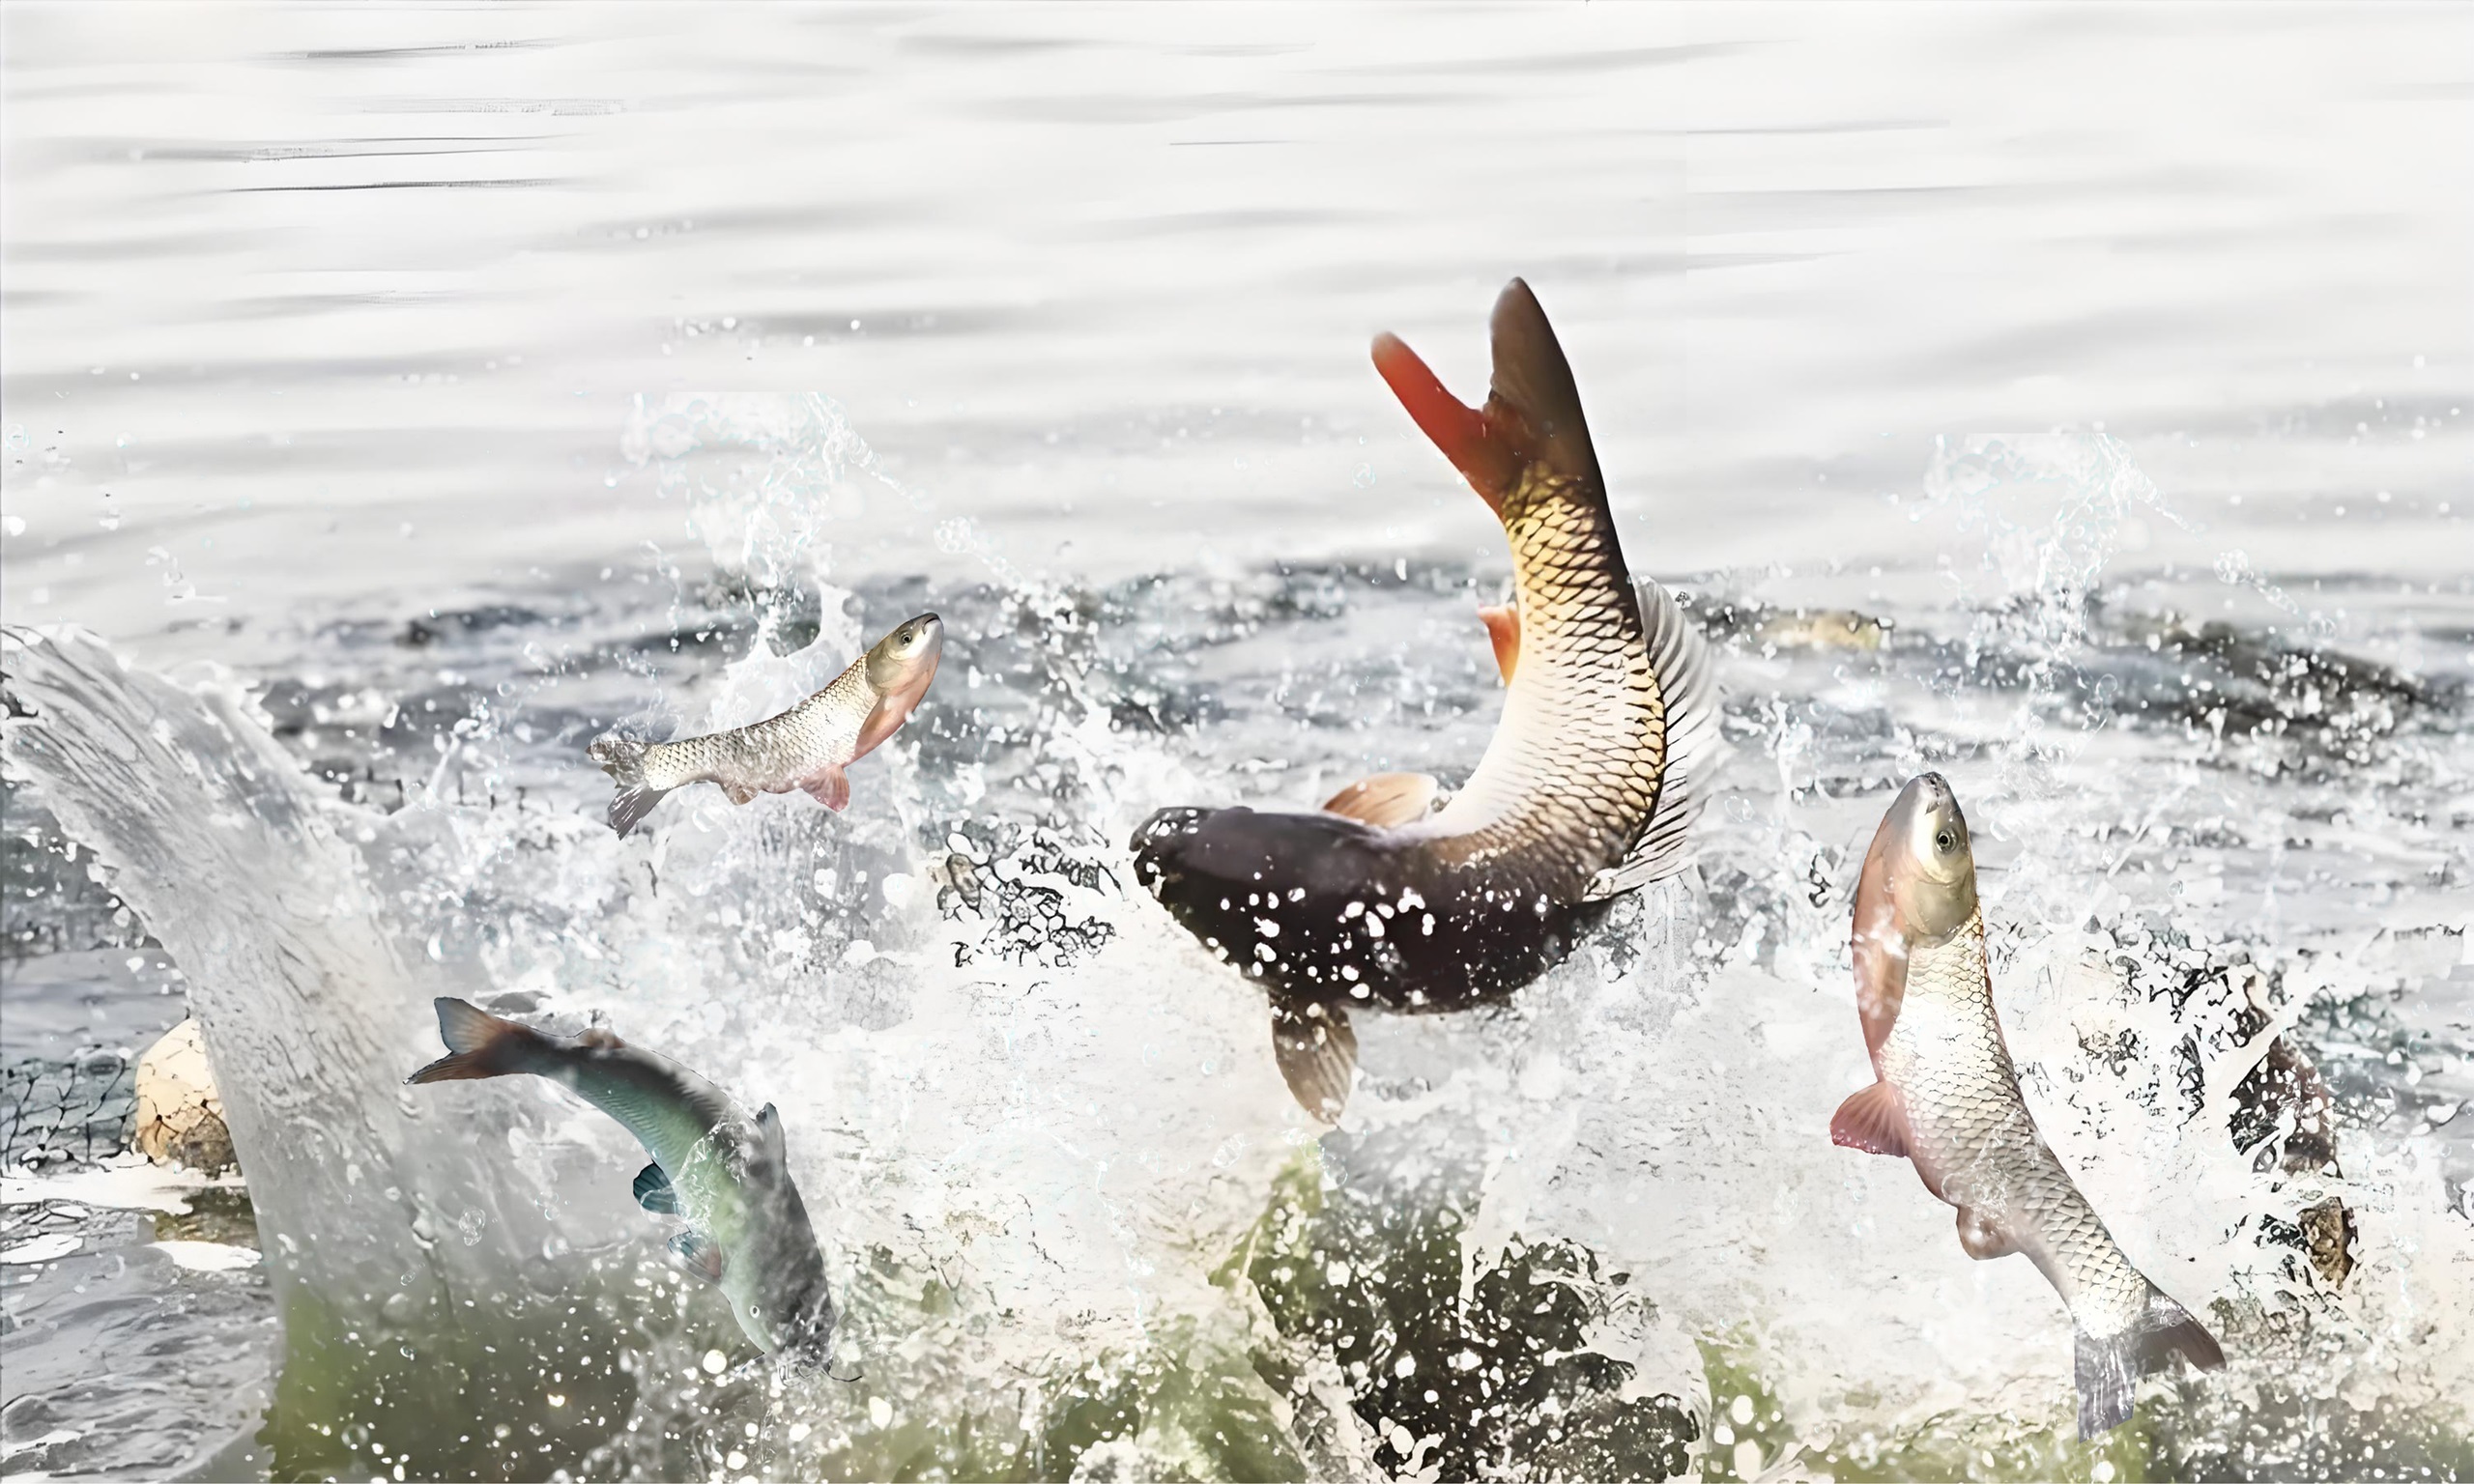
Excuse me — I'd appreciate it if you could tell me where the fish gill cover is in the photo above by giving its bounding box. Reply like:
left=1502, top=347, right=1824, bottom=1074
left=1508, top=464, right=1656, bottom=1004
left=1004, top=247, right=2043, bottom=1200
left=3, top=401, right=2469, bottom=1480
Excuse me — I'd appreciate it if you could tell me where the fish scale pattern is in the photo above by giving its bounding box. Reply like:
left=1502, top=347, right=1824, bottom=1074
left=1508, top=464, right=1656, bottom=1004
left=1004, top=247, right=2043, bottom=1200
left=641, top=659, right=877, bottom=794
left=1412, top=462, right=1667, bottom=897
left=1885, top=914, right=2149, bottom=1342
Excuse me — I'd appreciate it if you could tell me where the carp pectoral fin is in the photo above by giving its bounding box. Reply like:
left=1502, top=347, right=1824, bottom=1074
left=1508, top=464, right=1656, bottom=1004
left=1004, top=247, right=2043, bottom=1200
left=633, top=1162, right=679, bottom=1214
left=723, top=782, right=759, bottom=806
left=1322, top=771, right=1440, bottom=827
left=1271, top=1002, right=1358, bottom=1124
left=1828, top=1082, right=1913, bottom=1158
left=851, top=697, right=913, bottom=762
left=1477, top=604, right=1520, bottom=682
left=799, top=764, right=850, bottom=812
left=669, top=1229, right=727, bottom=1285
left=1954, top=1206, right=2016, bottom=1260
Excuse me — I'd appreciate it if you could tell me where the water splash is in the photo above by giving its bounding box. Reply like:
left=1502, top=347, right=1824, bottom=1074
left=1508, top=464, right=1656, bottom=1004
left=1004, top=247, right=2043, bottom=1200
left=4, top=414, right=2467, bottom=1477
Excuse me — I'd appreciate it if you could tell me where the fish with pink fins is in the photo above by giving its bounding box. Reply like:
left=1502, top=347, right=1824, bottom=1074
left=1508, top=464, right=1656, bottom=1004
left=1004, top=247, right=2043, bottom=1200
left=589, top=612, right=942, bottom=836
left=1832, top=773, right=2223, bottom=1438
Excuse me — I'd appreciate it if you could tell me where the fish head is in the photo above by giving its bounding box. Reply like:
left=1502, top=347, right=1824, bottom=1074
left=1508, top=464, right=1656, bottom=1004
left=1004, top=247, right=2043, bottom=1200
left=865, top=612, right=944, bottom=700
left=1872, top=771, right=1979, bottom=942
left=1130, top=805, right=1395, bottom=969
left=748, top=1253, right=838, bottom=1370
left=729, top=1105, right=840, bottom=1368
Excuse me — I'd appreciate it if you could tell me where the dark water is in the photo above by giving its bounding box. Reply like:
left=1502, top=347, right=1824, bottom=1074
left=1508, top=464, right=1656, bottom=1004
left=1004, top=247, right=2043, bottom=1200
left=4, top=5, right=2471, bottom=1481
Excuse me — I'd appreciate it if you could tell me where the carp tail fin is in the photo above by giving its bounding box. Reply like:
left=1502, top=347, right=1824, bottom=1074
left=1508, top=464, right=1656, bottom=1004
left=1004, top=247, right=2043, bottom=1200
left=408, top=997, right=549, bottom=1083
left=2073, top=1289, right=2223, bottom=1439
left=1372, top=277, right=1601, bottom=513
left=590, top=736, right=671, bottom=837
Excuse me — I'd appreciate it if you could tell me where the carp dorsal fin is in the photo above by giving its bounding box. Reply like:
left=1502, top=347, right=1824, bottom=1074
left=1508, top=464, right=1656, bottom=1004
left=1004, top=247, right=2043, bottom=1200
left=669, top=1229, right=727, bottom=1284
left=1583, top=580, right=1723, bottom=900
left=1322, top=772, right=1440, bottom=828
left=1850, top=800, right=1911, bottom=1054
left=1478, top=604, right=1520, bottom=682
left=634, top=1162, right=680, bottom=1214
left=1371, top=278, right=1602, bottom=513
left=1270, top=1001, right=1357, bottom=1123
left=1828, top=1081, right=1913, bottom=1159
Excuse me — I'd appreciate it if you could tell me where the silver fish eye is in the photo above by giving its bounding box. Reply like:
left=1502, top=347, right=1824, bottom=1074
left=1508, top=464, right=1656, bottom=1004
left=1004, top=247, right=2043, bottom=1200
left=1935, top=829, right=1955, bottom=852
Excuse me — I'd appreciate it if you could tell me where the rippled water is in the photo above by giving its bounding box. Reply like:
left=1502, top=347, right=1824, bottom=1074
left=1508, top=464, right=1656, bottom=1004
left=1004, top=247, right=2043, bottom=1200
left=4, top=5, right=2471, bottom=1482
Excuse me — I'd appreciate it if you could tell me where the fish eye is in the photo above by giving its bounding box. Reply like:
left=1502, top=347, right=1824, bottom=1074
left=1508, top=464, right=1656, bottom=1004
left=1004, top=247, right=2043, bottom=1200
left=1935, top=829, right=1956, bottom=852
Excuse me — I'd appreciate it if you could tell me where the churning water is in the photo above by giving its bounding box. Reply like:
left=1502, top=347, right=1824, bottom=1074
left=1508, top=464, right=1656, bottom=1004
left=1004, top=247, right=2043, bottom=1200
left=3, top=6, right=2469, bottom=1481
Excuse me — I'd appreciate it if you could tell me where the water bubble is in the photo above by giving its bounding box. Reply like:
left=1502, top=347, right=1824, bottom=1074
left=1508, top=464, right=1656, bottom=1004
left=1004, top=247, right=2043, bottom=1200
left=702, top=1350, right=727, bottom=1375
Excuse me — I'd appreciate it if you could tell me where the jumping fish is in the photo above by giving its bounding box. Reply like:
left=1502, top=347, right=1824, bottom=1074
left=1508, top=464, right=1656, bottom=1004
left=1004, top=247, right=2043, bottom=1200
left=1130, top=279, right=1718, bottom=1120
left=408, top=998, right=837, bottom=1366
left=1832, top=774, right=2223, bottom=1437
left=590, top=613, right=943, bottom=836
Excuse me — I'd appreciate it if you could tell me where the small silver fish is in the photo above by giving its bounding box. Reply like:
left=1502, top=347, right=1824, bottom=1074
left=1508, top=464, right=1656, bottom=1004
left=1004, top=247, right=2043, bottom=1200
left=1832, top=774, right=2223, bottom=1437
left=590, top=613, right=942, bottom=836
left=409, top=998, right=836, bottom=1366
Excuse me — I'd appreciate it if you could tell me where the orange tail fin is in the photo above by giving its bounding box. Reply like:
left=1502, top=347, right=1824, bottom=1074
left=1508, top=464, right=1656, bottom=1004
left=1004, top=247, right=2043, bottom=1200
left=1371, top=278, right=1605, bottom=513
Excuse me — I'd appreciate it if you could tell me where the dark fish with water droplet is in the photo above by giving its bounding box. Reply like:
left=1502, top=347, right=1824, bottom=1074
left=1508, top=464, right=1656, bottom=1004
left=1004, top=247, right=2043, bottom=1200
left=1130, top=280, right=1719, bottom=1120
